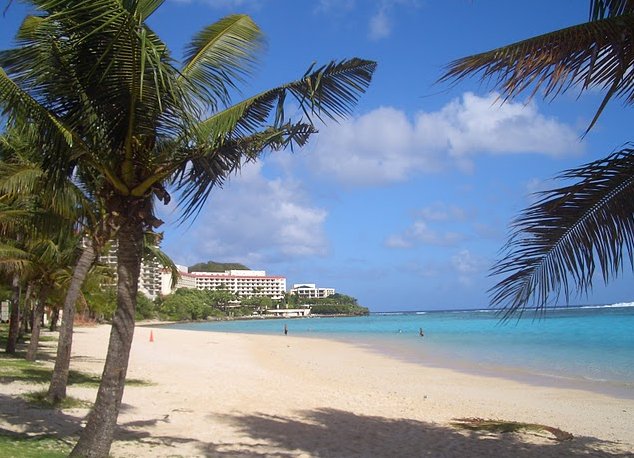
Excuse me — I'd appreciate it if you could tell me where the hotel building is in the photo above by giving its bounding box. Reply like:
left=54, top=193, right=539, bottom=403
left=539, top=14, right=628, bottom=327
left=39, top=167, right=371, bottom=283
left=165, top=266, right=287, bottom=300
left=98, top=240, right=163, bottom=300
left=289, top=283, right=335, bottom=299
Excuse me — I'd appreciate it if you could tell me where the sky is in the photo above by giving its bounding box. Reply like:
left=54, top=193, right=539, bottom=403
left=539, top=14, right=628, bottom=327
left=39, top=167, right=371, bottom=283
left=1, top=1, right=632, bottom=311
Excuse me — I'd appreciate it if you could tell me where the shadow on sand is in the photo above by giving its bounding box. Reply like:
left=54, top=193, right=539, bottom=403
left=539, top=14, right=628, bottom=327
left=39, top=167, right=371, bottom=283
left=0, top=392, right=631, bottom=457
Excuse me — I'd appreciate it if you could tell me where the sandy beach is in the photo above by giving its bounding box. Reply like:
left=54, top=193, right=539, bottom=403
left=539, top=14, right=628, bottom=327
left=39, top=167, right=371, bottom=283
left=2, top=323, right=634, bottom=457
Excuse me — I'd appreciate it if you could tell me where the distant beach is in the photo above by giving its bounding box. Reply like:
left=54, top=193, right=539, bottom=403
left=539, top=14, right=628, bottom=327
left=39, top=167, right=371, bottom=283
left=2, top=322, right=633, bottom=457
left=162, top=304, right=634, bottom=399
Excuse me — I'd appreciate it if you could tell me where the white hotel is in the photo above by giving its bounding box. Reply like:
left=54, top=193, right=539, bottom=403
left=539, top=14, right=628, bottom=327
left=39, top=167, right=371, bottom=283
left=289, top=283, right=335, bottom=299
left=163, top=266, right=287, bottom=300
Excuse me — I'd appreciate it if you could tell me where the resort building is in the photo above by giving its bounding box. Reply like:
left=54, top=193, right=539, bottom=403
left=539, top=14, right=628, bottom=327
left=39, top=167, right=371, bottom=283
left=166, top=266, right=287, bottom=300
left=289, top=283, right=335, bottom=299
left=98, top=240, right=163, bottom=300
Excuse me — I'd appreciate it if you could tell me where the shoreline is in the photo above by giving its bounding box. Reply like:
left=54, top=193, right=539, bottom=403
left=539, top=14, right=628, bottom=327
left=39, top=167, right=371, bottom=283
left=2, top=324, right=633, bottom=457
left=329, top=333, right=634, bottom=401
left=150, top=318, right=634, bottom=402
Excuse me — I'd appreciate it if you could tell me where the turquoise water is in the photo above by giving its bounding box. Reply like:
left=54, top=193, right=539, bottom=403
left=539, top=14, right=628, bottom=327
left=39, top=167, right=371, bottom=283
left=161, top=303, right=634, bottom=397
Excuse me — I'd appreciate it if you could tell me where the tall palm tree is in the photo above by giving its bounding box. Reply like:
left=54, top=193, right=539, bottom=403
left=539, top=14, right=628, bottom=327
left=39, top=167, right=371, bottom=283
left=0, top=2, right=375, bottom=455
left=440, top=0, right=634, bottom=319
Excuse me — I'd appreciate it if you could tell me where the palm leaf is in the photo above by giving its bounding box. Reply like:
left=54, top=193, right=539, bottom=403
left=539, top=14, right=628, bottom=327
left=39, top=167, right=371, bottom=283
left=490, top=146, right=634, bottom=319
left=181, top=14, right=263, bottom=109
left=194, top=58, right=377, bottom=145
left=440, top=11, right=634, bottom=133
left=0, top=67, right=75, bottom=147
left=143, top=232, right=179, bottom=288
left=173, top=121, right=316, bottom=222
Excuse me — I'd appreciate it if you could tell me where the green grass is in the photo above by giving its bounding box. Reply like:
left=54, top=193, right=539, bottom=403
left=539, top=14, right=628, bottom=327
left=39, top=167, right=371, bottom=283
left=0, top=434, right=72, bottom=458
left=23, top=391, right=92, bottom=410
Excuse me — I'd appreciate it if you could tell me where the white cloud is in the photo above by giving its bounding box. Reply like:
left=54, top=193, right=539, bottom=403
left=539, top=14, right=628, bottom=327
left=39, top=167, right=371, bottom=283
left=451, top=249, right=488, bottom=286
left=307, top=92, right=584, bottom=186
left=417, top=203, right=468, bottom=222
left=169, top=161, right=328, bottom=265
left=315, top=0, right=355, bottom=14
left=369, top=9, right=391, bottom=40
left=385, top=204, right=468, bottom=248
left=451, top=249, right=483, bottom=274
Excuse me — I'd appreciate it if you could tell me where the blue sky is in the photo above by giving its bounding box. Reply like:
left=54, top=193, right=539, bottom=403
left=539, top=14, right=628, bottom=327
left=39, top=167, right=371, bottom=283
left=2, top=1, right=632, bottom=311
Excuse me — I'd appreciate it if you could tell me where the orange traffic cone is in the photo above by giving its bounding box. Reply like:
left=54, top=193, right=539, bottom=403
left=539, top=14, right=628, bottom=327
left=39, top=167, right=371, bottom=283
left=149, top=330, right=154, bottom=342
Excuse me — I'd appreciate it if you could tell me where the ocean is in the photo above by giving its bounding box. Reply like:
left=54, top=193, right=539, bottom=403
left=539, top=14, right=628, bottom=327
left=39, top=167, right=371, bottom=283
left=161, top=303, right=634, bottom=399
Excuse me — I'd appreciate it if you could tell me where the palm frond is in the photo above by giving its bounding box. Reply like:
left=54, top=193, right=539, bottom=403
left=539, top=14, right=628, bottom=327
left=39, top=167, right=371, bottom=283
left=194, top=58, right=376, bottom=145
left=590, top=0, right=634, bottom=20
left=0, top=243, right=32, bottom=275
left=143, top=232, right=179, bottom=288
left=440, top=12, right=634, bottom=133
left=490, top=146, right=634, bottom=319
left=173, top=122, right=316, bottom=222
left=181, top=14, right=263, bottom=108
left=0, top=67, right=75, bottom=147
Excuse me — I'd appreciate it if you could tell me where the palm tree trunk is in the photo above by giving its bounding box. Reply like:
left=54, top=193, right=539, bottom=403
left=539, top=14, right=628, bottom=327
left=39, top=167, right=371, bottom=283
left=70, top=220, right=142, bottom=457
left=49, top=307, right=59, bottom=332
left=5, top=274, right=21, bottom=354
left=48, top=242, right=96, bottom=403
left=26, top=283, right=50, bottom=361
left=19, top=283, right=33, bottom=339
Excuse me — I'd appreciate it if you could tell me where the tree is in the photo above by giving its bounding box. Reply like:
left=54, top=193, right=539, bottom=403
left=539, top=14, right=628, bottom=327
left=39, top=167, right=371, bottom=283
left=0, top=124, right=109, bottom=398
left=0, top=2, right=375, bottom=455
left=0, top=126, right=84, bottom=358
left=441, top=0, right=634, bottom=318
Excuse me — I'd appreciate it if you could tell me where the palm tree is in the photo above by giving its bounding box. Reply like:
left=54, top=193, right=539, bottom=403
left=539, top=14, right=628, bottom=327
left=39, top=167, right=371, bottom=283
left=0, top=127, right=81, bottom=355
left=440, top=1, right=634, bottom=318
left=0, top=2, right=375, bottom=455
left=0, top=124, right=107, bottom=392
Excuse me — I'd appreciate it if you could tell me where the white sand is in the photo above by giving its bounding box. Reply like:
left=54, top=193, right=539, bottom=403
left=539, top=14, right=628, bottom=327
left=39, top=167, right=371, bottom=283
left=2, top=323, right=633, bottom=457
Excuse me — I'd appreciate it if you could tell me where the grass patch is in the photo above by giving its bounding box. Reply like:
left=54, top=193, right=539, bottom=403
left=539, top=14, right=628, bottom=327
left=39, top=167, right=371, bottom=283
left=0, top=350, right=151, bottom=387
left=0, top=354, right=51, bottom=384
left=451, top=417, right=574, bottom=442
left=0, top=433, right=72, bottom=458
left=23, top=390, right=92, bottom=410
left=38, top=335, right=58, bottom=343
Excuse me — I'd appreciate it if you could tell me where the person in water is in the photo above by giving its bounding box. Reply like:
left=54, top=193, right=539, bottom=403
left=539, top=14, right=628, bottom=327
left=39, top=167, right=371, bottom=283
left=284, top=324, right=288, bottom=336
left=419, top=327, right=425, bottom=337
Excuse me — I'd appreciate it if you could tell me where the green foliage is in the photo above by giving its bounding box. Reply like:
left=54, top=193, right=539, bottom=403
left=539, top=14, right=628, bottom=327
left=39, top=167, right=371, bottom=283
left=158, top=288, right=270, bottom=320
left=310, top=304, right=369, bottom=316
left=135, top=293, right=157, bottom=321
left=0, top=433, right=71, bottom=457
left=158, top=288, right=215, bottom=321
left=242, top=295, right=273, bottom=309
left=24, top=390, right=91, bottom=409
left=296, top=293, right=368, bottom=315
left=188, top=260, right=249, bottom=272
left=82, top=286, right=116, bottom=321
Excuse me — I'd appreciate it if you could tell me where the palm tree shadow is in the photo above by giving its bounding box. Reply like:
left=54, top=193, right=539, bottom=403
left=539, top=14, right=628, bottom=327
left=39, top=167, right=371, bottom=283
left=203, top=408, right=630, bottom=457
left=0, top=392, right=82, bottom=438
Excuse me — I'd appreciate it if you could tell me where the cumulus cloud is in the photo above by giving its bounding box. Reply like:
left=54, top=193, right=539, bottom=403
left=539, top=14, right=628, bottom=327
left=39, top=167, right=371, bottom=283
left=369, top=9, right=391, bottom=40
left=385, top=221, right=464, bottom=248
left=308, top=92, right=584, bottom=185
left=169, top=161, right=328, bottom=265
left=417, top=203, right=468, bottom=222
left=385, top=203, right=468, bottom=249
left=451, top=249, right=488, bottom=286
